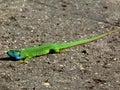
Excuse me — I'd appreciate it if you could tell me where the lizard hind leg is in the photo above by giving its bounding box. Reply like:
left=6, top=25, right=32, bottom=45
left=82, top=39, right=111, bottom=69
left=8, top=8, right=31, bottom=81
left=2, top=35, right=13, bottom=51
left=49, top=48, right=61, bottom=54
left=59, top=49, right=66, bottom=53
left=49, top=48, right=66, bottom=54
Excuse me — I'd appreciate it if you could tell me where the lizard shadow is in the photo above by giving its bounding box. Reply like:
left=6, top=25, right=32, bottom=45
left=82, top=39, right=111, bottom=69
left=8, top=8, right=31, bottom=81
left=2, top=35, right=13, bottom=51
left=0, top=57, right=17, bottom=61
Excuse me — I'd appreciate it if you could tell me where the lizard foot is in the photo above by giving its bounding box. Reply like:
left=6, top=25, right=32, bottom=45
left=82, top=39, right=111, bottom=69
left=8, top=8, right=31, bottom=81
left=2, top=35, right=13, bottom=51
left=20, top=60, right=28, bottom=64
left=60, top=50, right=68, bottom=53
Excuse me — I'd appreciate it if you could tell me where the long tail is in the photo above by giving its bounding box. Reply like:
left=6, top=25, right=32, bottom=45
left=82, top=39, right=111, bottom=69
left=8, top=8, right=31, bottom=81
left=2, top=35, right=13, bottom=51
left=57, top=30, right=119, bottom=49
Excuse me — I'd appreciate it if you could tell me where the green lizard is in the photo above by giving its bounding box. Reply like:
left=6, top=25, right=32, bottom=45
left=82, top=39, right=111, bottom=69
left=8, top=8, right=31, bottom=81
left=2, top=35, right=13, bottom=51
left=7, top=30, right=118, bottom=62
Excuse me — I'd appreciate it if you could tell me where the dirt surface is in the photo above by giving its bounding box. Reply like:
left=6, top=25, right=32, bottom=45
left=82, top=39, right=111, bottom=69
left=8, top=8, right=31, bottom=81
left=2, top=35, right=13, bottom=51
left=0, top=0, right=120, bottom=90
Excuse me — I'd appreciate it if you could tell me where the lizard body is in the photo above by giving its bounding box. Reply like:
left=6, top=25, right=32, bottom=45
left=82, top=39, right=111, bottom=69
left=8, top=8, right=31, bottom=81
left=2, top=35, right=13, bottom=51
left=7, top=30, right=118, bottom=62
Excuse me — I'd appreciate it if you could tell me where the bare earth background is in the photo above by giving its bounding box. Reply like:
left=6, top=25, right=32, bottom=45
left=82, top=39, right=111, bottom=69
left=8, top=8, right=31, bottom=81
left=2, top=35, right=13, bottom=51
left=0, top=0, right=120, bottom=90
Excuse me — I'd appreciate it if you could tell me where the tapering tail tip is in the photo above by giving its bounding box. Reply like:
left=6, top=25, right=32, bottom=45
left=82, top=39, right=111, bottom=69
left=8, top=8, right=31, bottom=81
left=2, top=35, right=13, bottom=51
left=108, top=30, right=119, bottom=34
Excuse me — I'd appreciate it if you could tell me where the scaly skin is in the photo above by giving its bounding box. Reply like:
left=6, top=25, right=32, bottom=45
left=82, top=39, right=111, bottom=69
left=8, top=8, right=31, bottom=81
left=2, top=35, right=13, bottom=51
left=7, top=30, right=118, bottom=62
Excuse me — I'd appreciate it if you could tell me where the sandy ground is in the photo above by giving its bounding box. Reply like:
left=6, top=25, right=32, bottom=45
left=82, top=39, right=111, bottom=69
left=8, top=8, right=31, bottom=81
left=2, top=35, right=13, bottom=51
left=0, top=0, right=120, bottom=90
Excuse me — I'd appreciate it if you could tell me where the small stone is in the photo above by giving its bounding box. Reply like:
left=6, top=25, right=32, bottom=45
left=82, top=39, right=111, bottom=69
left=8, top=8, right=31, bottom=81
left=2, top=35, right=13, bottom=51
left=42, top=82, right=50, bottom=87
left=79, top=64, right=85, bottom=70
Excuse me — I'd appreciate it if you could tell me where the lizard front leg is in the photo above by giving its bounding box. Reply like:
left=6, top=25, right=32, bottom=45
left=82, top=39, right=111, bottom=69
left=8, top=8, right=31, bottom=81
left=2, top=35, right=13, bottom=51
left=20, top=57, right=32, bottom=63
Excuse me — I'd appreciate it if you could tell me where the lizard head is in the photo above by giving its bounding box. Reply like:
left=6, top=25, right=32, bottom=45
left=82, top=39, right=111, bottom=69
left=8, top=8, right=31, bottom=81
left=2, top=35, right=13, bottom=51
left=7, top=50, right=24, bottom=60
